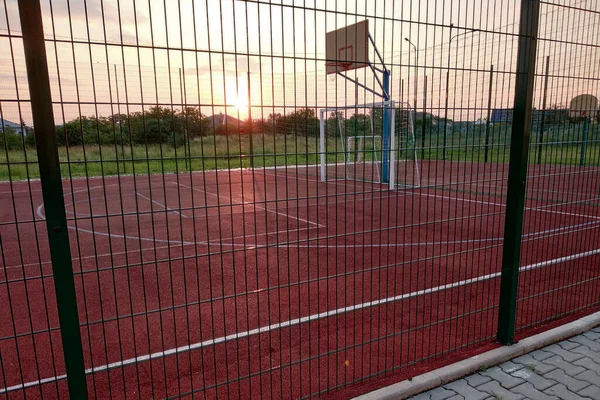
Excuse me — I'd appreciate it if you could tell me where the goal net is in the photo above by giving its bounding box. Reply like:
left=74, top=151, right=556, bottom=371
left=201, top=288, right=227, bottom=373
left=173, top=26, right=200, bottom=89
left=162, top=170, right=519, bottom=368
left=319, top=101, right=420, bottom=190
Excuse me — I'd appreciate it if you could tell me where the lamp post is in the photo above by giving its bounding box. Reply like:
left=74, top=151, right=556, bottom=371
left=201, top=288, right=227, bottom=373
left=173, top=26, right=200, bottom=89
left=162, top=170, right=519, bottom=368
left=405, top=37, right=418, bottom=150
left=443, top=25, right=479, bottom=160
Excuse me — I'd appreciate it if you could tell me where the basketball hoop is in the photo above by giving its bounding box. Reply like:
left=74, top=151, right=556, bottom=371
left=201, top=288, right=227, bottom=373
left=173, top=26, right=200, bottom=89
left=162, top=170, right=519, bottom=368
left=325, top=61, right=354, bottom=72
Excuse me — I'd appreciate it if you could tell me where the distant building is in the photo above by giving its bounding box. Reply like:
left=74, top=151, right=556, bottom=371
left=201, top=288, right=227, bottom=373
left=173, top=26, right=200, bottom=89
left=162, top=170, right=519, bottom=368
left=490, top=108, right=570, bottom=125
left=205, top=113, right=242, bottom=128
left=1, top=119, right=30, bottom=135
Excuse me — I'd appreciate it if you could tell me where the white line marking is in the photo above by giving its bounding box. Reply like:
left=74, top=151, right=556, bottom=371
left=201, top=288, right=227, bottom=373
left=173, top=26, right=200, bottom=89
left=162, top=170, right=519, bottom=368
left=0, top=374, right=69, bottom=394
left=175, top=182, right=324, bottom=228
left=254, top=203, right=324, bottom=228
left=1, top=244, right=188, bottom=270
left=135, top=191, right=189, bottom=218
left=4, top=246, right=599, bottom=394
left=529, top=206, right=600, bottom=220
left=4, top=220, right=599, bottom=273
left=410, top=190, right=600, bottom=221
left=223, top=226, right=315, bottom=241
left=71, top=225, right=198, bottom=246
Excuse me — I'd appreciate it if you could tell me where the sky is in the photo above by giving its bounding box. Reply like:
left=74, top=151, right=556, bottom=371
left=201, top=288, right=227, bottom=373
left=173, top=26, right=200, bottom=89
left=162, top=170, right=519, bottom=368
left=0, top=0, right=598, bottom=126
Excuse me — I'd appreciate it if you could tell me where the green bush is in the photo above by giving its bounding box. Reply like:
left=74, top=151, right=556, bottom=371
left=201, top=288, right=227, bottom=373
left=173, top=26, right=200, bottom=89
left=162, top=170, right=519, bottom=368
left=169, top=132, right=187, bottom=148
left=0, top=127, right=25, bottom=150
left=25, top=130, right=36, bottom=147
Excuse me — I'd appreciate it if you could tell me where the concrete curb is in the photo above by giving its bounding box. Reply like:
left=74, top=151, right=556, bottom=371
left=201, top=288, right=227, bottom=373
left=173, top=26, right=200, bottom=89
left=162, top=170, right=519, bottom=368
left=353, top=311, right=600, bottom=400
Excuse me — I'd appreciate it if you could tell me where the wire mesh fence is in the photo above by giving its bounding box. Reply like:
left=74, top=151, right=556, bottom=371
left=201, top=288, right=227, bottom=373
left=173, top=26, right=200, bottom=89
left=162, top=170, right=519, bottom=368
left=0, top=0, right=599, bottom=398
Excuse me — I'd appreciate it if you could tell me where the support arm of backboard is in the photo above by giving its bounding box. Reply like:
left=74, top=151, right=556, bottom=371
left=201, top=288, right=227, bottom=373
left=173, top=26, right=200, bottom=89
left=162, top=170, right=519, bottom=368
left=367, top=33, right=390, bottom=99
left=369, top=64, right=388, bottom=98
left=336, top=72, right=385, bottom=99
left=368, top=34, right=388, bottom=71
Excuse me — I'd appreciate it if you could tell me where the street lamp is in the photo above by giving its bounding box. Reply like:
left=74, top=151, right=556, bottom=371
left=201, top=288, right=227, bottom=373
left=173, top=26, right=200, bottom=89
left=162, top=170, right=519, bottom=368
left=443, top=25, right=479, bottom=160
left=405, top=37, right=418, bottom=151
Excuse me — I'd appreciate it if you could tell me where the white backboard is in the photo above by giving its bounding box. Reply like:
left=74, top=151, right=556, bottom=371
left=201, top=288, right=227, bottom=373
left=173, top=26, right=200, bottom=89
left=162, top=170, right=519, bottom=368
left=326, top=20, right=369, bottom=75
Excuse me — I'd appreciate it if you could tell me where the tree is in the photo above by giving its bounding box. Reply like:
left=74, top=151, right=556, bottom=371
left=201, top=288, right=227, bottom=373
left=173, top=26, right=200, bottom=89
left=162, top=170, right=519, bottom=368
left=129, top=106, right=176, bottom=144
left=281, top=108, right=319, bottom=135
left=178, top=107, right=211, bottom=137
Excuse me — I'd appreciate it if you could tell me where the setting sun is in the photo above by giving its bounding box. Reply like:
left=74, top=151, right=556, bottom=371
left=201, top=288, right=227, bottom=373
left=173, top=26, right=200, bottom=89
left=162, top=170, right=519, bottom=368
left=225, top=75, right=249, bottom=119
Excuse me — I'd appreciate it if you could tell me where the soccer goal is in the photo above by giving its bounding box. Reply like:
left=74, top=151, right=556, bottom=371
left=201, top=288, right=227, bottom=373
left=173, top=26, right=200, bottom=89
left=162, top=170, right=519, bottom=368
left=319, top=101, right=420, bottom=190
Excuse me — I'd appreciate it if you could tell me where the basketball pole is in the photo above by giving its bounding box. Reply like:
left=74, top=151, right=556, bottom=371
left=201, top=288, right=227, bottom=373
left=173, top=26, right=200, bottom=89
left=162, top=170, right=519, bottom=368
left=327, top=24, right=392, bottom=183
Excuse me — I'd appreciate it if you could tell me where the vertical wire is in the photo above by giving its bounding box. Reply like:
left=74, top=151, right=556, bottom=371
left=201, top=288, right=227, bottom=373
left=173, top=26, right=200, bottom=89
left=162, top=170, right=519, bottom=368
left=253, top=2, right=275, bottom=398
left=278, top=3, right=295, bottom=395
left=243, top=2, right=265, bottom=396
left=301, top=1, right=313, bottom=395
left=556, top=3, right=588, bottom=326
left=217, top=1, right=243, bottom=397
left=229, top=1, right=253, bottom=395
left=578, top=8, right=600, bottom=317
left=174, top=2, right=196, bottom=395
left=390, top=4, right=403, bottom=375
left=2, top=1, right=60, bottom=396
left=59, top=1, right=103, bottom=396
left=435, top=0, right=450, bottom=359
left=545, top=3, right=572, bottom=329
left=158, top=0, right=185, bottom=395
left=290, top=3, right=304, bottom=395
left=83, top=0, right=130, bottom=394
left=566, top=3, right=598, bottom=325
left=522, top=4, right=547, bottom=331
left=423, top=0, right=435, bottom=363
left=0, top=136, right=29, bottom=400
left=483, top=0, right=498, bottom=343
left=141, top=0, right=173, bottom=394
left=340, top=0, right=347, bottom=389
left=265, top=1, right=284, bottom=397
left=115, top=0, right=155, bottom=395
left=205, top=1, right=233, bottom=397
left=368, top=0, right=378, bottom=382
left=199, top=0, right=226, bottom=396
left=477, top=1, right=493, bottom=344
left=186, top=1, right=211, bottom=397
left=449, top=0, right=466, bottom=356
left=322, top=1, right=331, bottom=394
left=416, top=0, right=427, bottom=363
left=494, top=0, right=511, bottom=342
left=462, top=0, right=478, bottom=351
left=130, top=0, right=163, bottom=395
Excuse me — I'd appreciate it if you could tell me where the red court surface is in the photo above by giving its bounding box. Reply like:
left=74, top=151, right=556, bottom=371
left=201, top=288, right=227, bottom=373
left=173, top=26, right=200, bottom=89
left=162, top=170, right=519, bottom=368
left=1, top=160, right=599, bottom=399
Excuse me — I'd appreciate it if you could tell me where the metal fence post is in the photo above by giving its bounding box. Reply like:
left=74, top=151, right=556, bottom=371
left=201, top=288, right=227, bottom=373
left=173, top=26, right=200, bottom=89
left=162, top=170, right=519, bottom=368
left=497, top=0, right=541, bottom=345
left=17, top=0, right=89, bottom=397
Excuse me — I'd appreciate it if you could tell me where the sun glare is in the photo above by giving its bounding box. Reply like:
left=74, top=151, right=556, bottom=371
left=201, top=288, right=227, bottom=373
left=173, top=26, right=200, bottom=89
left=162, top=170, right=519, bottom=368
left=225, top=76, right=249, bottom=119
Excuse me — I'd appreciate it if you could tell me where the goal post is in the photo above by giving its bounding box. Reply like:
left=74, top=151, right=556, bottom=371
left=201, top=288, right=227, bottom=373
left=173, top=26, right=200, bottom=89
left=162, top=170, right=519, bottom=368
left=319, top=101, right=420, bottom=190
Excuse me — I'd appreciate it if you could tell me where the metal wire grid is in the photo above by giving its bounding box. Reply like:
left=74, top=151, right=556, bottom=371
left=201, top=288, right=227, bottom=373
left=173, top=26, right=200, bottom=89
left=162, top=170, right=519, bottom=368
left=0, top=0, right=598, bottom=398
left=516, top=0, right=600, bottom=333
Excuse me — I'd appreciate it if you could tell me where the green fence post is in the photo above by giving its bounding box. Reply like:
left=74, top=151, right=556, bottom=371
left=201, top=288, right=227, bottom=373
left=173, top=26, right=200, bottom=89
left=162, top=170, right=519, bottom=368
left=497, top=0, right=541, bottom=345
left=17, top=0, right=89, bottom=397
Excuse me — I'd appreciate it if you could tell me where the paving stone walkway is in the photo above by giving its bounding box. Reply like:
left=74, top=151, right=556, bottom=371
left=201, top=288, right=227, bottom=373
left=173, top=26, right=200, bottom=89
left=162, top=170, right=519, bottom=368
left=409, top=326, right=600, bottom=400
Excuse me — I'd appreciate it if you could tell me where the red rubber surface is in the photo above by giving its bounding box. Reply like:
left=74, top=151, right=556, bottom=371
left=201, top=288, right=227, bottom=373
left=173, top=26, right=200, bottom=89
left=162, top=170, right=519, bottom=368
left=1, top=161, right=599, bottom=399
